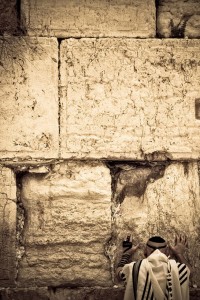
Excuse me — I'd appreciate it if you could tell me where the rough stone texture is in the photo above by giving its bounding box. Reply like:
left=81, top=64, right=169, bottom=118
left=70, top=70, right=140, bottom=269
left=60, top=38, right=200, bottom=160
left=0, top=287, right=199, bottom=300
left=0, top=287, right=50, bottom=300
left=0, top=0, right=18, bottom=35
left=112, top=162, right=200, bottom=286
left=190, top=288, right=200, bottom=300
left=157, top=0, right=200, bottom=38
left=0, top=287, right=124, bottom=300
left=0, top=1, right=199, bottom=297
left=0, top=166, right=16, bottom=287
left=0, top=37, right=59, bottom=159
left=18, top=162, right=112, bottom=287
left=21, top=0, right=155, bottom=38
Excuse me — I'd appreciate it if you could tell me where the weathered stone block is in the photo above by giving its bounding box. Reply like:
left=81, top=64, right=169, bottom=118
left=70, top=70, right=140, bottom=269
left=0, top=0, right=18, bottom=35
left=112, top=162, right=200, bottom=286
left=21, top=0, right=155, bottom=37
left=157, top=0, right=200, bottom=38
left=18, top=162, right=112, bottom=287
left=0, top=37, right=59, bottom=159
left=60, top=39, right=200, bottom=160
left=0, top=166, right=16, bottom=287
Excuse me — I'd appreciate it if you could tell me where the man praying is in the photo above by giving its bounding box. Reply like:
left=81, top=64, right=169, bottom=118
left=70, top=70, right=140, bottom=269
left=116, top=234, right=192, bottom=300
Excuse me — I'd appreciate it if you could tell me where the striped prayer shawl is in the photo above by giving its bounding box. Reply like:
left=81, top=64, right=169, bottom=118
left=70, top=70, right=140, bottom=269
left=121, top=250, right=190, bottom=300
left=140, top=272, right=154, bottom=300
left=178, top=263, right=189, bottom=286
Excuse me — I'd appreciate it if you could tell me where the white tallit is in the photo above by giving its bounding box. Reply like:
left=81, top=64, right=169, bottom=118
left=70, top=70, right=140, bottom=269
left=122, top=249, right=190, bottom=300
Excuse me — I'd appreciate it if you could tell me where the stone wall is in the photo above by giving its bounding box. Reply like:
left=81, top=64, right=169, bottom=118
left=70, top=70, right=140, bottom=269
left=0, top=0, right=200, bottom=299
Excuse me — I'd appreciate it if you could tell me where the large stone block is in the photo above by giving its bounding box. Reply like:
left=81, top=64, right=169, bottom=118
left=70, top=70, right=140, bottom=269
left=157, top=0, right=200, bottom=38
left=18, top=162, right=112, bottom=287
left=0, top=37, right=59, bottom=159
left=60, top=39, right=200, bottom=160
left=21, top=0, right=155, bottom=38
left=112, top=162, right=200, bottom=286
left=0, top=166, right=16, bottom=287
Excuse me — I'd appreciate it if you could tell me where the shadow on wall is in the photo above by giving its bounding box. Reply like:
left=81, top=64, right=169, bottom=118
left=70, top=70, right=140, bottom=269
left=0, top=0, right=26, bottom=36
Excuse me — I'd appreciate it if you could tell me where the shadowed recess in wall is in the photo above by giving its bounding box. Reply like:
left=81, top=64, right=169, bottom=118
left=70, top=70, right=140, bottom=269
left=0, top=0, right=26, bottom=35
left=0, top=223, right=10, bottom=280
left=0, top=219, right=16, bottom=286
left=107, top=161, right=169, bottom=204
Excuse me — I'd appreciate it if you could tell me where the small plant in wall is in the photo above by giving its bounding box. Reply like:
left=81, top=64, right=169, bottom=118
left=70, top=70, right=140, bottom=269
left=170, top=14, right=193, bottom=38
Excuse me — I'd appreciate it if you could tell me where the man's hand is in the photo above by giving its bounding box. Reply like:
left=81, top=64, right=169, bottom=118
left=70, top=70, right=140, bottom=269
left=169, top=234, right=193, bottom=276
left=123, top=243, right=141, bottom=255
left=116, top=242, right=141, bottom=281
left=169, top=234, right=188, bottom=257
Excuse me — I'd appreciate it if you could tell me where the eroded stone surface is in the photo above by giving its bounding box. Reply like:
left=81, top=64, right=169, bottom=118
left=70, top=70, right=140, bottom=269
left=18, top=162, right=112, bottom=287
left=60, top=38, right=200, bottom=160
left=0, top=37, right=59, bottom=159
left=0, top=166, right=16, bottom=286
left=0, top=287, right=199, bottom=300
left=21, top=0, right=155, bottom=38
left=0, top=0, right=18, bottom=35
left=157, top=0, right=200, bottom=38
left=113, top=162, right=200, bottom=286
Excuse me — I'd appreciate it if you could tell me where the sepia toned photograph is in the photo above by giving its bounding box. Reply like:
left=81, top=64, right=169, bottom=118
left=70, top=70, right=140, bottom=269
left=0, top=0, right=200, bottom=299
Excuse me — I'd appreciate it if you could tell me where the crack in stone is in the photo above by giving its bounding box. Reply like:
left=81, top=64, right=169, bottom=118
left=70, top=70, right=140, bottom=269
left=15, top=171, right=27, bottom=283
left=57, top=37, right=65, bottom=158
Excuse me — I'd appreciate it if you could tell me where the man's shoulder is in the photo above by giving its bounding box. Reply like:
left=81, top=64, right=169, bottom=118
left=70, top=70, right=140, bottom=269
left=169, top=259, right=190, bottom=276
left=169, top=259, right=188, bottom=267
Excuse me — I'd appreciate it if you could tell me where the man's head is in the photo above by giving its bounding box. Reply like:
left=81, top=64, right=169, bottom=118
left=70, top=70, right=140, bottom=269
left=144, top=236, right=168, bottom=257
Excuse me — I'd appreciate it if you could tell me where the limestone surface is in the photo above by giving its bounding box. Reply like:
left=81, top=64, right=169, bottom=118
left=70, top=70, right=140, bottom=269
left=0, top=37, right=59, bottom=159
left=157, top=0, right=200, bottom=38
left=0, top=287, right=199, bottom=300
left=60, top=38, right=200, bottom=160
left=21, top=0, right=155, bottom=37
left=113, top=162, right=200, bottom=286
left=18, top=162, right=112, bottom=287
left=0, top=166, right=16, bottom=286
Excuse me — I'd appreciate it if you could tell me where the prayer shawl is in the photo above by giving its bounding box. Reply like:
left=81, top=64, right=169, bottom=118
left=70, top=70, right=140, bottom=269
left=121, top=250, right=190, bottom=300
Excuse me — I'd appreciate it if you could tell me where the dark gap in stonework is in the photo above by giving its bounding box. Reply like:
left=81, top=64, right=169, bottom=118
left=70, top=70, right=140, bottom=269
left=16, top=171, right=27, bottom=265
left=16, top=170, right=27, bottom=226
left=106, top=161, right=169, bottom=205
left=15, top=0, right=27, bottom=35
left=57, top=38, right=64, bottom=154
left=16, top=0, right=21, bottom=23
left=57, top=38, right=63, bottom=83
left=155, top=0, right=160, bottom=38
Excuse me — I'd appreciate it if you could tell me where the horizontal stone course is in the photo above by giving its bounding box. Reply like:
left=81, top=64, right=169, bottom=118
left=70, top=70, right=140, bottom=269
left=21, top=0, right=155, bottom=37
left=0, top=287, right=199, bottom=300
left=60, top=38, right=200, bottom=160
